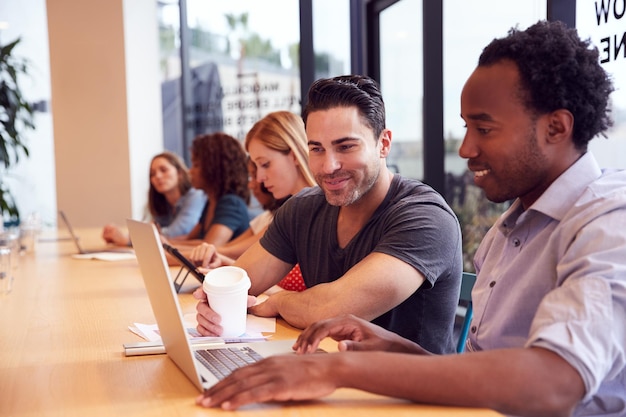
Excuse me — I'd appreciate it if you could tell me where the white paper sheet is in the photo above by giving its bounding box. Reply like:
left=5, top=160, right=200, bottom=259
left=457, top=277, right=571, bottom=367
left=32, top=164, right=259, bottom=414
left=72, top=252, right=136, bottom=261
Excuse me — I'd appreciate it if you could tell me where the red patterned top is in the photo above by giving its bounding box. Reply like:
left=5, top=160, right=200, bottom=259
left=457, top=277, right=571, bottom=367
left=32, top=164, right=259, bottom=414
left=276, top=264, right=306, bottom=292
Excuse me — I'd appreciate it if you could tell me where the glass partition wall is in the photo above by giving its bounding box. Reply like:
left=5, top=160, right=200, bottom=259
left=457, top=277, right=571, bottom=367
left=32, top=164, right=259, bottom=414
left=379, top=0, right=423, bottom=178
left=158, top=0, right=351, bottom=163
left=442, top=0, right=546, bottom=270
left=577, top=0, right=626, bottom=170
left=158, top=0, right=303, bottom=162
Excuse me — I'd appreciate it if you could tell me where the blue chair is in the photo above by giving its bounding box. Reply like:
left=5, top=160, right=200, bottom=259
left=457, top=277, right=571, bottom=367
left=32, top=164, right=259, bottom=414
left=456, top=272, right=477, bottom=353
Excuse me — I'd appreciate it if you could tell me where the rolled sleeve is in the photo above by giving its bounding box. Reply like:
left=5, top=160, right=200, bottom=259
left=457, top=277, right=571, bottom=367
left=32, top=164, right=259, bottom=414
left=527, top=276, right=626, bottom=401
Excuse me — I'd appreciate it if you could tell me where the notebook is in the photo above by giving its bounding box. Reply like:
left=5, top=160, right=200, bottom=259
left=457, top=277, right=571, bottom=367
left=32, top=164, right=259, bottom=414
left=126, top=219, right=296, bottom=391
left=59, top=210, right=134, bottom=255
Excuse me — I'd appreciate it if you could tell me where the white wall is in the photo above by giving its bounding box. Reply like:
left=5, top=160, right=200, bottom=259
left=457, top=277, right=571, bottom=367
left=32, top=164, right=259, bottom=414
left=123, top=0, right=164, bottom=221
left=46, top=0, right=163, bottom=228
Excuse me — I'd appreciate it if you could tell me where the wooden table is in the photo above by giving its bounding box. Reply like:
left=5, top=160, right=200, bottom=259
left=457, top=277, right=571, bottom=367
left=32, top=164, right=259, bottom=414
left=0, top=228, right=502, bottom=417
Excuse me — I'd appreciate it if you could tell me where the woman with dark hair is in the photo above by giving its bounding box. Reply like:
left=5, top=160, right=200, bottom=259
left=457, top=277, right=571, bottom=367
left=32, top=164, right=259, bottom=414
left=102, top=151, right=206, bottom=246
left=167, top=132, right=250, bottom=248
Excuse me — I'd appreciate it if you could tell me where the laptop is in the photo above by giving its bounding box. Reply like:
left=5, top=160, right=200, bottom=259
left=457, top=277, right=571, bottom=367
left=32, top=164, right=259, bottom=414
left=126, top=219, right=296, bottom=391
left=59, top=210, right=133, bottom=255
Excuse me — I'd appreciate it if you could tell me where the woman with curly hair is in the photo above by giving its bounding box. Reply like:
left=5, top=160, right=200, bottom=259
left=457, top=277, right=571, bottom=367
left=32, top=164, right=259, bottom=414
left=167, top=132, right=250, bottom=251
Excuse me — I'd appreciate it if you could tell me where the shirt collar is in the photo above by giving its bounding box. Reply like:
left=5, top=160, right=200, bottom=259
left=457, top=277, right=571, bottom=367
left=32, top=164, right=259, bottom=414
left=498, top=152, right=602, bottom=233
left=527, top=152, right=602, bottom=221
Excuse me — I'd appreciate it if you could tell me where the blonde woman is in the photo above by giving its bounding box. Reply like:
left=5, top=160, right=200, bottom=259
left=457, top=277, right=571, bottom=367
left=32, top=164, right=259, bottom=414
left=245, top=110, right=315, bottom=200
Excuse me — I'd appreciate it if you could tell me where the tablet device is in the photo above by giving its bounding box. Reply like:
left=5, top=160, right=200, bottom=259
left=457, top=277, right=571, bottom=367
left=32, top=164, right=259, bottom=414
left=162, top=243, right=205, bottom=292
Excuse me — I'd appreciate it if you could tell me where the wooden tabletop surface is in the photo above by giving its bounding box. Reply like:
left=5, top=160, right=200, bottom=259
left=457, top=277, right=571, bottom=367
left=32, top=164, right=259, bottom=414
left=0, top=228, right=502, bottom=417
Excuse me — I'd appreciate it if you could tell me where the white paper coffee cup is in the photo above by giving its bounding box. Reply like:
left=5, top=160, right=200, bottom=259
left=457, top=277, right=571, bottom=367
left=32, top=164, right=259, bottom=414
left=203, top=266, right=251, bottom=337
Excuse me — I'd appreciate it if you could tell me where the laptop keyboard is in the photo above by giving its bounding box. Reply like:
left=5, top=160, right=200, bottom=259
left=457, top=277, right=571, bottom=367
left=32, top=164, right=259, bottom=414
left=195, top=346, right=264, bottom=380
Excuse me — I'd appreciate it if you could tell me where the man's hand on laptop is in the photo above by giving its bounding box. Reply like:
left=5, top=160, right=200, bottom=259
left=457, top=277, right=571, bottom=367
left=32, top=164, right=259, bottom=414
left=293, top=314, right=431, bottom=356
left=196, top=351, right=338, bottom=410
left=193, top=287, right=257, bottom=336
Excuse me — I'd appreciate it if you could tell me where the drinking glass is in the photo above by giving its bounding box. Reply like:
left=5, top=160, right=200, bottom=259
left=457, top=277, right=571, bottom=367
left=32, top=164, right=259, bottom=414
left=0, top=246, right=12, bottom=295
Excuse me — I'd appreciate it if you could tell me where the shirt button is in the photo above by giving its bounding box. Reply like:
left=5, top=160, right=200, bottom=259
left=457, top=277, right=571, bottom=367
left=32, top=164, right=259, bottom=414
left=489, top=281, right=496, bottom=288
left=471, top=325, right=477, bottom=333
left=513, top=238, right=521, bottom=247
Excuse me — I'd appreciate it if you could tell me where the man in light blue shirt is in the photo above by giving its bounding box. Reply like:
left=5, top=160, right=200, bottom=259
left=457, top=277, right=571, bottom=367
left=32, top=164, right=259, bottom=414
left=194, top=20, right=626, bottom=417
left=470, top=151, right=626, bottom=416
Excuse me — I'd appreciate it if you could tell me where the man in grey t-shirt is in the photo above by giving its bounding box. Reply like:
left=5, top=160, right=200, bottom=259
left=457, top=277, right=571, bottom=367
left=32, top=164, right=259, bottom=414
left=192, top=75, right=462, bottom=353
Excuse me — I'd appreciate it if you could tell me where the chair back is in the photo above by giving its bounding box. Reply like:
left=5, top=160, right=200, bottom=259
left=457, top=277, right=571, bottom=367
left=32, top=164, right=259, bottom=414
left=456, top=272, right=476, bottom=353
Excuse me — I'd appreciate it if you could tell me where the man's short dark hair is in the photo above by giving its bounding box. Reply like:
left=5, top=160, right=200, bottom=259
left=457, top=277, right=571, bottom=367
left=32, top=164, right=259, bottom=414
left=303, top=75, right=386, bottom=140
left=479, top=20, right=614, bottom=150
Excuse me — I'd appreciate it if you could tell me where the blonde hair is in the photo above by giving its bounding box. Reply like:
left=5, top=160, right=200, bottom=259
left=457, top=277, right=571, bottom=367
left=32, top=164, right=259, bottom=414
left=245, top=111, right=316, bottom=187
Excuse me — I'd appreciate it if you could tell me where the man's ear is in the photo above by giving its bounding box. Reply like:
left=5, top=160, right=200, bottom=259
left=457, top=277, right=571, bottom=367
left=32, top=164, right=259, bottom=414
left=546, top=109, right=574, bottom=144
left=379, top=129, right=392, bottom=158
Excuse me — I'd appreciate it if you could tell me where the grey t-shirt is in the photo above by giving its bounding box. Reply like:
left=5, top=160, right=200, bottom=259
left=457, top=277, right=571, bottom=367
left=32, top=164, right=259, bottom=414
left=260, top=175, right=463, bottom=353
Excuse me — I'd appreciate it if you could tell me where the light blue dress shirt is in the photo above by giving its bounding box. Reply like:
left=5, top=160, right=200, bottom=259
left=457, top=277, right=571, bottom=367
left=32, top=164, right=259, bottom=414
left=156, top=188, right=206, bottom=238
left=469, top=152, right=626, bottom=416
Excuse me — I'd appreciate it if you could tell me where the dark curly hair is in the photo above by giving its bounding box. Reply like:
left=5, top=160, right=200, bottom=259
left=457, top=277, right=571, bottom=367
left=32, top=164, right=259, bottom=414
left=191, top=132, right=250, bottom=204
left=479, top=20, right=614, bottom=150
left=303, top=75, right=386, bottom=140
left=148, top=151, right=192, bottom=218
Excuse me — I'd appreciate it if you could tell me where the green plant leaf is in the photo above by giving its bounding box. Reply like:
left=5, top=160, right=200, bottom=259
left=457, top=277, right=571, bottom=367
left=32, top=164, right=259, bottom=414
left=0, top=36, right=35, bottom=221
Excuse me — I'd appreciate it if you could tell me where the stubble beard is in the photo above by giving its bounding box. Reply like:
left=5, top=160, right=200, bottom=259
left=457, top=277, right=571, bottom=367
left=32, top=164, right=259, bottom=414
left=485, top=127, right=547, bottom=204
left=321, top=167, right=380, bottom=207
